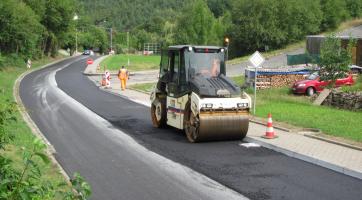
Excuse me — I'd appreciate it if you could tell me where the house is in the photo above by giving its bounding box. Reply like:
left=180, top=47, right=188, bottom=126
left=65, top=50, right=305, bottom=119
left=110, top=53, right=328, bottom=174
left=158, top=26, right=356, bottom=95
left=306, top=35, right=362, bottom=66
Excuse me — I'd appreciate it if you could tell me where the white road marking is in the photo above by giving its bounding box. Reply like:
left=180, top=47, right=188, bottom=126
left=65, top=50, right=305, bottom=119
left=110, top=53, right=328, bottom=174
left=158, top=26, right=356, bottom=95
left=239, top=143, right=261, bottom=148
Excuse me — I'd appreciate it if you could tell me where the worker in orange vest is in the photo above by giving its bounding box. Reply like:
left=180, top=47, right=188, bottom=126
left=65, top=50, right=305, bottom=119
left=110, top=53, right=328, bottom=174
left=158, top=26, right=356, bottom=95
left=118, top=66, right=129, bottom=90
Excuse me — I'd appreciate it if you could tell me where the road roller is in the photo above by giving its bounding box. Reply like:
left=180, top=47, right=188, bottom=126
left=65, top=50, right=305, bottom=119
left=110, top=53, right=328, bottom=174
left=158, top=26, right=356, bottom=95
left=150, top=45, right=251, bottom=142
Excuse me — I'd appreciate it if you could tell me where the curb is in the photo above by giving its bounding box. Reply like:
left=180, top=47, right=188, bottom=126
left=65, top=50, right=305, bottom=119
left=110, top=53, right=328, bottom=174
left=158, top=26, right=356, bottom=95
left=244, top=136, right=362, bottom=180
left=13, top=56, right=79, bottom=183
left=304, top=134, right=362, bottom=152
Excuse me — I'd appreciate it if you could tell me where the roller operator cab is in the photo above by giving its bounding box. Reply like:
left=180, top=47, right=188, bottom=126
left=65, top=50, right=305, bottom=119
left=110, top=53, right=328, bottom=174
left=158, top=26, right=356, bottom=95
left=150, top=45, right=251, bottom=142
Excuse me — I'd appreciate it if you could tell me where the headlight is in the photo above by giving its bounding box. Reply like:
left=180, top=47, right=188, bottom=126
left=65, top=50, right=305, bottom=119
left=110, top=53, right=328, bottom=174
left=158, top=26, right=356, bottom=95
left=298, top=83, right=306, bottom=87
left=237, top=103, right=249, bottom=108
left=201, top=103, right=213, bottom=108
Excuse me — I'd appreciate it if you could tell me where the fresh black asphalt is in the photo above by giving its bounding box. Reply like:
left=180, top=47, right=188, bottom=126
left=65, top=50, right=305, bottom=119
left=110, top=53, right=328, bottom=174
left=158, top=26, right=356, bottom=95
left=20, top=56, right=362, bottom=200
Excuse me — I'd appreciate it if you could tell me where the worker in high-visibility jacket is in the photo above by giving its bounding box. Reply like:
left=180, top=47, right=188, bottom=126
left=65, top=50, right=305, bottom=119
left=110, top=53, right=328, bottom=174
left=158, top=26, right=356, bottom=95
left=118, top=66, right=129, bottom=90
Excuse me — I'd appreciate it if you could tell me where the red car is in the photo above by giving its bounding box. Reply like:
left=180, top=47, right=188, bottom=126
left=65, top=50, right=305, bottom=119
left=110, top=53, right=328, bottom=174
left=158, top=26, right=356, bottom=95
left=292, top=72, right=354, bottom=96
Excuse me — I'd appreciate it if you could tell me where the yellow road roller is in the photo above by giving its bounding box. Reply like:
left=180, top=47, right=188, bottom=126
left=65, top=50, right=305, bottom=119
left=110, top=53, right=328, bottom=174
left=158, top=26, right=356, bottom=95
left=150, top=45, right=251, bottom=142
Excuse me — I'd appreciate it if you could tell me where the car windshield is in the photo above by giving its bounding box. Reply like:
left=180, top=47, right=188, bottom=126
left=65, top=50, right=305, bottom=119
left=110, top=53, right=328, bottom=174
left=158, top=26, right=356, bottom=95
left=307, top=73, right=319, bottom=80
left=185, top=49, right=224, bottom=78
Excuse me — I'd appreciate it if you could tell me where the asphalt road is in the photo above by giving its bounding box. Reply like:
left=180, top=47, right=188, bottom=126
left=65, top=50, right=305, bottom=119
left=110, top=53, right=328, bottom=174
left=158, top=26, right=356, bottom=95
left=20, top=56, right=362, bottom=200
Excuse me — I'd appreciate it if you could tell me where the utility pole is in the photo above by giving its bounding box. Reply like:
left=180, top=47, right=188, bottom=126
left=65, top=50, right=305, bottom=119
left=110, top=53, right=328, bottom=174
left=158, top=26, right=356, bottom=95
left=75, top=31, right=78, bottom=54
left=73, top=14, right=79, bottom=55
left=127, top=31, right=130, bottom=66
left=110, top=27, right=113, bottom=51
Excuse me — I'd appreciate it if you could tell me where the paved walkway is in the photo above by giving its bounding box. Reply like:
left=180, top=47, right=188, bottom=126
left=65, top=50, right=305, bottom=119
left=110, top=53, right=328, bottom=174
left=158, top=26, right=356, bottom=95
left=85, top=56, right=362, bottom=180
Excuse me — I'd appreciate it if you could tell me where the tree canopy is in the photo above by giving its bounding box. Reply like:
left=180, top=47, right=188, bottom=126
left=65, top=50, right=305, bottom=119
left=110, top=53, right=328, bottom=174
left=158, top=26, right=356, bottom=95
left=77, top=0, right=362, bottom=57
left=319, top=35, right=354, bottom=84
left=1, top=0, right=362, bottom=63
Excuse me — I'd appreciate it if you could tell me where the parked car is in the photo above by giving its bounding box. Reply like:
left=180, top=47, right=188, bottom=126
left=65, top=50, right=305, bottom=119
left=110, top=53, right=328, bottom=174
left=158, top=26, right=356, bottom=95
left=292, top=72, right=354, bottom=96
left=82, top=50, right=91, bottom=55
left=349, top=65, right=362, bottom=74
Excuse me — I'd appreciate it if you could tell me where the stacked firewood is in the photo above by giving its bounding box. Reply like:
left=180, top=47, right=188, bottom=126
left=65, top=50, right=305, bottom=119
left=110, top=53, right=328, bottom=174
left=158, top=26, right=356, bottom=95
left=256, top=74, right=305, bottom=88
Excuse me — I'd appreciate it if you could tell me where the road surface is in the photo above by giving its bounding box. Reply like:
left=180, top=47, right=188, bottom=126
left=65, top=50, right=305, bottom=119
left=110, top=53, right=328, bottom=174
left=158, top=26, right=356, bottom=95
left=20, top=56, right=362, bottom=200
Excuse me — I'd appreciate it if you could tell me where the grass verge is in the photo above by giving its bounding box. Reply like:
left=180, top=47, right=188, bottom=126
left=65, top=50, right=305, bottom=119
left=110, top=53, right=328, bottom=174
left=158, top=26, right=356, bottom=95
left=0, top=55, right=72, bottom=196
left=100, top=54, right=160, bottom=72
left=342, top=75, right=362, bottom=92
left=128, top=82, right=156, bottom=93
left=232, top=75, right=362, bottom=142
left=256, top=87, right=362, bottom=142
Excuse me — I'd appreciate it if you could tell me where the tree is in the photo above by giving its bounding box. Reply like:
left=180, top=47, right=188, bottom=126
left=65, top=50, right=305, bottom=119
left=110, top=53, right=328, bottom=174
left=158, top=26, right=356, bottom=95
left=229, top=0, right=282, bottom=56
left=78, top=25, right=108, bottom=53
left=41, top=0, right=76, bottom=56
left=0, top=0, right=44, bottom=58
left=174, top=0, right=224, bottom=45
left=320, top=0, right=349, bottom=31
left=319, top=35, right=354, bottom=86
left=345, top=0, right=362, bottom=18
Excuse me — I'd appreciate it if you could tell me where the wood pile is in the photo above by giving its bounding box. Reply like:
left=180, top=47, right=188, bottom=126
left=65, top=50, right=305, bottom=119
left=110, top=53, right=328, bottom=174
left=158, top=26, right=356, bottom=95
left=256, top=74, right=305, bottom=89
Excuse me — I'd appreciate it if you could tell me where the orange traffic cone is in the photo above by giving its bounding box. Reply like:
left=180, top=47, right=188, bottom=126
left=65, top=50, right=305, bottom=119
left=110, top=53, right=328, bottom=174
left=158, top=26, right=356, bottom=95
left=262, top=113, right=278, bottom=139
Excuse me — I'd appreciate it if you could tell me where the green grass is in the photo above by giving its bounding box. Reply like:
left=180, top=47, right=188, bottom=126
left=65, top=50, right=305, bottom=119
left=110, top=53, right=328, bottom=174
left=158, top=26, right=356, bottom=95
left=342, top=75, right=362, bottom=92
left=231, top=75, right=246, bottom=87
left=232, top=76, right=362, bottom=141
left=100, top=54, right=160, bottom=72
left=0, top=55, right=72, bottom=195
left=256, top=87, right=362, bottom=141
left=129, top=82, right=156, bottom=93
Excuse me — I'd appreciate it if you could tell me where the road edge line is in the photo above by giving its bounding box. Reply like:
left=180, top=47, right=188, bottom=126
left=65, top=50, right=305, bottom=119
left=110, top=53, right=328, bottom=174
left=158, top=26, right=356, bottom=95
left=13, top=56, right=77, bottom=183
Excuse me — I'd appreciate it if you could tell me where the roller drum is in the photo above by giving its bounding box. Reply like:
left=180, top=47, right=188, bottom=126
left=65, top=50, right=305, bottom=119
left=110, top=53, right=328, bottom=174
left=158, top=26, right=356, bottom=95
left=197, top=112, right=249, bottom=141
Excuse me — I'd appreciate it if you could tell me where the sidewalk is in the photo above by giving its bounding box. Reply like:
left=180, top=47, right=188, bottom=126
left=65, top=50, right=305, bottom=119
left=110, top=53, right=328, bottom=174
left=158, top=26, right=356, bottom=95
left=84, top=57, right=362, bottom=180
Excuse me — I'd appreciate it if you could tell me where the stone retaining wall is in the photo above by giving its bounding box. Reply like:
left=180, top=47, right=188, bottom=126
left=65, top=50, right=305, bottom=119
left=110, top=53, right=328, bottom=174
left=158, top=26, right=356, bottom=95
left=322, top=90, right=362, bottom=110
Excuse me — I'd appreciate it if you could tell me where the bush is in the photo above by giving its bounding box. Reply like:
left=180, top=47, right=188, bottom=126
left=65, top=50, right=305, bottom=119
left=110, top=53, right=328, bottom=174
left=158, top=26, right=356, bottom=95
left=0, top=54, right=27, bottom=70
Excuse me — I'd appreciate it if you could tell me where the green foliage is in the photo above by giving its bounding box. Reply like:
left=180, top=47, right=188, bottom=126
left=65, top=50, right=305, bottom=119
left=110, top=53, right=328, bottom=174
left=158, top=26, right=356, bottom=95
left=0, top=0, right=78, bottom=59
left=346, top=0, right=362, bottom=18
left=342, top=75, right=362, bottom=92
left=174, top=0, right=224, bottom=45
left=79, top=25, right=108, bottom=53
left=65, top=173, right=92, bottom=200
left=0, top=102, right=16, bottom=150
left=319, top=35, right=354, bottom=84
left=229, top=0, right=322, bottom=56
left=320, top=0, right=349, bottom=31
left=0, top=0, right=44, bottom=58
left=76, top=0, right=362, bottom=57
